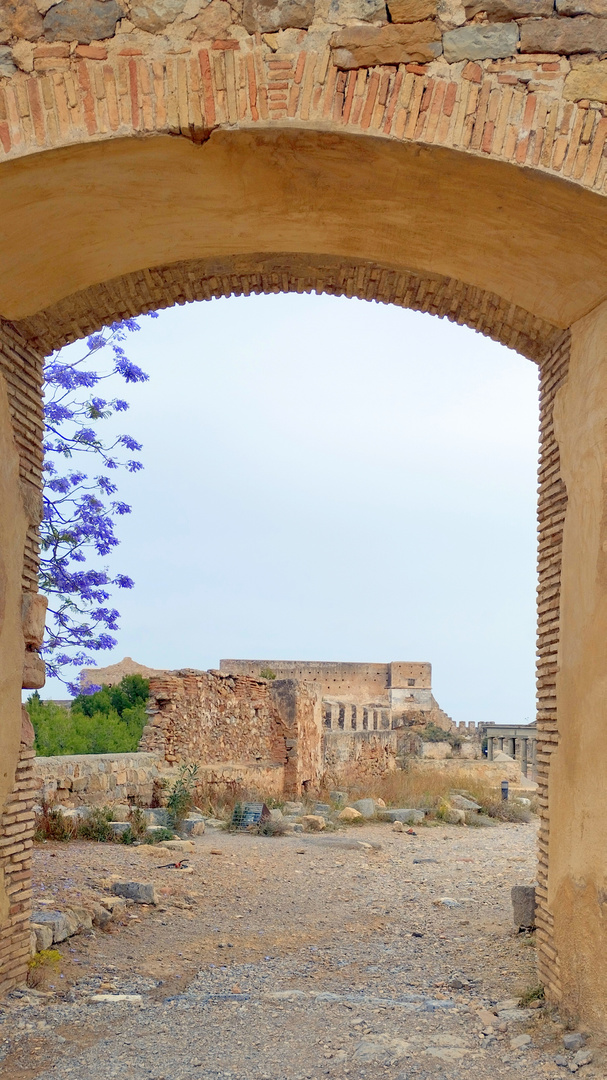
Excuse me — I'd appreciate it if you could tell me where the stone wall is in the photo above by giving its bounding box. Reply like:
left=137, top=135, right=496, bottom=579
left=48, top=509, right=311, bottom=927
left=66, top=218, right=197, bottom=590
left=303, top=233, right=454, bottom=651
left=141, top=669, right=294, bottom=797
left=33, top=751, right=168, bottom=808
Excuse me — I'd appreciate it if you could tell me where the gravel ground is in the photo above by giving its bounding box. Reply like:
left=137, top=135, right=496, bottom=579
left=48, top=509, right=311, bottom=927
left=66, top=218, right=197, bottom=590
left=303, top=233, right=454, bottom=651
left=0, top=819, right=603, bottom=1079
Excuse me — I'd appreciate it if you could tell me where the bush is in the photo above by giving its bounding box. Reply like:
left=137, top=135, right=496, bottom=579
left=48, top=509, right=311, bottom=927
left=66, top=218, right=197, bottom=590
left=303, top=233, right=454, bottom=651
left=28, top=675, right=149, bottom=756
left=143, top=826, right=175, bottom=845
left=77, top=806, right=115, bottom=842
left=167, top=763, right=199, bottom=829
left=259, top=667, right=276, bottom=680
left=34, top=803, right=76, bottom=842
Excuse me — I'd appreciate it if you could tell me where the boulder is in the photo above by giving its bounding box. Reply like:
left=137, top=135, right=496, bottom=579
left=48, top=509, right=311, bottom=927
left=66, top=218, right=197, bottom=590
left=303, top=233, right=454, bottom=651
left=351, top=798, right=377, bottom=818
left=111, top=805, right=131, bottom=823
left=301, top=815, right=326, bottom=831
left=31, top=910, right=71, bottom=943
left=110, top=822, right=131, bottom=836
left=338, top=807, right=363, bottom=822
left=33, top=923, right=53, bottom=951
left=111, top=881, right=158, bottom=905
left=378, top=808, right=425, bottom=824
left=392, top=820, right=404, bottom=833
left=144, top=808, right=169, bottom=827
left=444, top=808, right=466, bottom=825
left=511, top=884, right=536, bottom=929
left=449, top=794, right=480, bottom=811
left=179, top=815, right=205, bottom=837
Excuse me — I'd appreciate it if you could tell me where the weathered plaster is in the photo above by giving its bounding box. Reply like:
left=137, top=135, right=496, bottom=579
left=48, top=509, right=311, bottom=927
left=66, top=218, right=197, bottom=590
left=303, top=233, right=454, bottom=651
left=551, top=297, right=607, bottom=1024
left=0, top=370, right=27, bottom=924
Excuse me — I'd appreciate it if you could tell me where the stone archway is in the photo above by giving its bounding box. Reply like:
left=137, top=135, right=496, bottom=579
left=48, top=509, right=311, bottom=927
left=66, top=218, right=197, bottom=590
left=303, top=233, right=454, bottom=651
left=1, top=0, right=607, bottom=1028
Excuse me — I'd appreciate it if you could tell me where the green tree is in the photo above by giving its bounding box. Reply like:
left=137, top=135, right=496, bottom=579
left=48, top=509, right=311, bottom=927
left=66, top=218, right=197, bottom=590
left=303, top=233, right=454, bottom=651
left=28, top=675, right=149, bottom=756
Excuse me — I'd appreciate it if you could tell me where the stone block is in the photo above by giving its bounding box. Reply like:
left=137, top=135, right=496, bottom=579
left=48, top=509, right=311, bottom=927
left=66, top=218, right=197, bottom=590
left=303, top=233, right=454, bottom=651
left=179, top=816, right=205, bottom=837
left=43, top=0, right=122, bottom=42
left=557, top=0, right=607, bottom=13
left=110, top=822, right=131, bottom=836
left=330, top=791, right=348, bottom=808
left=111, top=881, right=158, bottom=905
left=129, top=0, right=188, bottom=31
left=511, top=884, right=536, bottom=929
left=31, top=910, right=71, bottom=943
left=443, top=22, right=519, bottom=62
left=386, top=0, right=437, bottom=21
left=71, top=777, right=88, bottom=793
left=90, top=902, right=112, bottom=929
left=444, top=808, right=466, bottom=824
left=378, top=808, right=425, bottom=824
left=464, top=0, right=552, bottom=18
left=338, top=807, right=363, bottom=822
left=563, top=1032, right=585, bottom=1051
left=68, top=906, right=93, bottom=932
left=301, top=815, right=326, bottom=831
left=22, top=592, right=47, bottom=649
left=22, top=651, right=46, bottom=690
left=243, top=0, right=315, bottom=33
left=520, top=16, right=607, bottom=54
left=143, top=807, right=168, bottom=827
left=351, top=798, right=377, bottom=818
left=110, top=804, right=131, bottom=823
left=327, top=0, right=387, bottom=22
left=564, top=61, right=607, bottom=102
left=33, top=922, right=53, bottom=951
left=330, top=21, right=442, bottom=67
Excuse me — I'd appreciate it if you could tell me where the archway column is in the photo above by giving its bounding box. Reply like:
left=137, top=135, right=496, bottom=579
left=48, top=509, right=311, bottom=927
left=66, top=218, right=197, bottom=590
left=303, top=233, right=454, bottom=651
left=548, top=299, right=607, bottom=1026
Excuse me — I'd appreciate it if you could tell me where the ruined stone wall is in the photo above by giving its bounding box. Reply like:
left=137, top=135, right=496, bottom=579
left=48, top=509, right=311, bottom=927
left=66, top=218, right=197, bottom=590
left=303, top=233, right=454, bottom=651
left=221, top=660, right=394, bottom=702
left=535, top=328, right=571, bottom=1004
left=33, top=751, right=168, bottom=808
left=267, top=680, right=324, bottom=794
left=322, top=729, right=399, bottom=788
left=141, top=670, right=291, bottom=796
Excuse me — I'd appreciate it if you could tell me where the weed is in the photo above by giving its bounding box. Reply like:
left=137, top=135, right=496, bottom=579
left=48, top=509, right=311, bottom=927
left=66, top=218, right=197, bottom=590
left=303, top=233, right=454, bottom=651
left=142, top=827, right=175, bottom=845
left=28, top=948, right=62, bottom=970
left=257, top=818, right=287, bottom=837
left=259, top=668, right=276, bottom=680
left=27, top=948, right=62, bottom=988
left=77, top=806, right=115, bottom=842
left=519, top=984, right=544, bottom=1006
left=34, top=803, right=76, bottom=842
left=167, top=763, right=199, bottom=829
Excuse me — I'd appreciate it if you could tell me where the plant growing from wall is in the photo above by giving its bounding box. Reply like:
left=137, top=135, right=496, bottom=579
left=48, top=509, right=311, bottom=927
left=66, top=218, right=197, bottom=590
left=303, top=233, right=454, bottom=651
left=41, top=318, right=155, bottom=692
left=259, top=667, right=276, bottom=680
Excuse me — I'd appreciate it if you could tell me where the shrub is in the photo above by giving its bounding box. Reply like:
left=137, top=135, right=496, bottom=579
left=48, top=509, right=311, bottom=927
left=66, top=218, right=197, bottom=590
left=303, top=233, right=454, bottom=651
left=77, top=806, right=115, bottom=842
left=259, top=668, right=276, bottom=680
left=167, top=763, right=199, bottom=829
left=34, top=803, right=76, bottom=842
left=28, top=675, right=149, bottom=756
left=143, top=826, right=175, bottom=845
left=519, top=984, right=544, bottom=1006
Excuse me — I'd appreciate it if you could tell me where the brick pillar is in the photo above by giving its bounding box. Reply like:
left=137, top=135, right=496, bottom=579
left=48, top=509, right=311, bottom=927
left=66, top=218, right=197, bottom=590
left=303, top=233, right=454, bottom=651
left=0, top=320, right=44, bottom=995
left=545, top=300, right=607, bottom=1030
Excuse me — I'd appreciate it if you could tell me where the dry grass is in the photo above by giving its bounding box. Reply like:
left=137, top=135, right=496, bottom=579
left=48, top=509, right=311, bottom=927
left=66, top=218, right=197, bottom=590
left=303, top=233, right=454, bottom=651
left=346, top=766, right=535, bottom=823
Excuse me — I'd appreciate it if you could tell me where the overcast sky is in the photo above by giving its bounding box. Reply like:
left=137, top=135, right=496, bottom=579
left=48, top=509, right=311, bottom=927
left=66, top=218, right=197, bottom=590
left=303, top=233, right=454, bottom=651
left=42, top=292, right=540, bottom=726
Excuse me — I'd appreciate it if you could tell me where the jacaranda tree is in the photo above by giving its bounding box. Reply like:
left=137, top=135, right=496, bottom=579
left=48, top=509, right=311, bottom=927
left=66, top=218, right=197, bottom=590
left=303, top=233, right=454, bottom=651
left=41, top=317, right=155, bottom=694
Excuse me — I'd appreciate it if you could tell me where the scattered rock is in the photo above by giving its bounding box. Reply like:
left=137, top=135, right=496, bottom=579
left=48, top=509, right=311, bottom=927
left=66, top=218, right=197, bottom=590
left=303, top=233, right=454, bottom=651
left=353, top=1033, right=411, bottom=1063
left=350, top=799, right=377, bottom=819
left=449, top=794, right=481, bottom=811
left=302, top=815, right=327, bottom=832
left=511, top=884, right=536, bottom=930
left=510, top=1033, right=531, bottom=1050
left=338, top=807, right=363, bottom=822
left=157, top=840, right=195, bottom=852
left=32, top=923, right=53, bottom=951
left=378, top=808, right=425, bottom=824
left=111, top=881, right=158, bottom=905
left=435, top=896, right=460, bottom=908
left=89, top=994, right=143, bottom=1004
left=392, top=820, right=404, bottom=833
left=573, top=1048, right=593, bottom=1067
left=564, top=1033, right=585, bottom=1052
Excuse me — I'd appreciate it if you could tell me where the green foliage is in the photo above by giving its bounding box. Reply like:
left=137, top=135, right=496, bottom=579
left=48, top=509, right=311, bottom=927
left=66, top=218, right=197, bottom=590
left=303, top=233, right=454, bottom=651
left=259, top=667, right=276, bottom=680
left=519, top=984, right=544, bottom=1005
left=422, top=722, right=461, bottom=748
left=167, top=763, right=199, bottom=828
left=27, top=675, right=149, bottom=756
left=142, top=826, right=174, bottom=844
left=77, top=806, right=115, bottom=842
left=28, top=949, right=62, bottom=971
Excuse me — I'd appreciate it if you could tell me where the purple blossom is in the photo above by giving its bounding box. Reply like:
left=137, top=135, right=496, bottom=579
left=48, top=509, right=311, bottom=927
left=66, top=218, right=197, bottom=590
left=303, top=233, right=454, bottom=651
left=41, top=317, right=151, bottom=686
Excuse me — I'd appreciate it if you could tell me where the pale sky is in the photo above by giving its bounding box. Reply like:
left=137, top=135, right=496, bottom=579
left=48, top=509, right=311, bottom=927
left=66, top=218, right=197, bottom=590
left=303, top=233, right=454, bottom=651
left=42, top=292, right=540, bottom=726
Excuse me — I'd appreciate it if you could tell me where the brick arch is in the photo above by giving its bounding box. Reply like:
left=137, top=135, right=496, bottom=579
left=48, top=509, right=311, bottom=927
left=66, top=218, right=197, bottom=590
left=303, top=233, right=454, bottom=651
left=1, top=0, right=607, bottom=1024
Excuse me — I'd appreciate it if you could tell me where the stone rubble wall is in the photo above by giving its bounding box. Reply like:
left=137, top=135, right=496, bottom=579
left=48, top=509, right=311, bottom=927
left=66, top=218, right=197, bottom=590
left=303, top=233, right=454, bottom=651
left=33, top=751, right=170, bottom=807
left=141, top=669, right=293, bottom=795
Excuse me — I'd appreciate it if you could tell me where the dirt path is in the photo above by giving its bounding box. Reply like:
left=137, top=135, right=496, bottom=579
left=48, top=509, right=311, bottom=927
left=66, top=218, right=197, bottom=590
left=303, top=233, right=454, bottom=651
left=0, top=820, right=601, bottom=1079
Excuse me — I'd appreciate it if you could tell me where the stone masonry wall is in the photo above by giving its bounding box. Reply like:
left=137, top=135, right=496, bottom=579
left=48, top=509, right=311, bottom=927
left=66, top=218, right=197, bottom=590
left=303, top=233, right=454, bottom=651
left=141, top=670, right=291, bottom=797
left=33, top=751, right=168, bottom=808
left=534, top=328, right=571, bottom=1004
